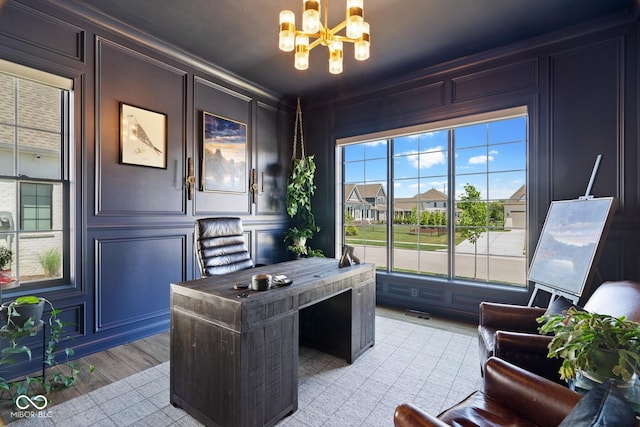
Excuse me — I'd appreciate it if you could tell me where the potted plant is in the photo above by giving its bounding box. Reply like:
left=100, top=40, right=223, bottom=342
left=538, top=307, right=640, bottom=385
left=2, top=295, right=45, bottom=329
left=0, top=296, right=95, bottom=398
left=0, top=246, right=12, bottom=285
left=285, top=155, right=320, bottom=256
left=284, top=98, right=320, bottom=257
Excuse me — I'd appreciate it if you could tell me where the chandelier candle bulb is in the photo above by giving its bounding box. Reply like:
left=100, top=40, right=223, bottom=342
left=302, top=0, right=321, bottom=34
left=279, top=10, right=296, bottom=52
left=354, top=21, right=370, bottom=60
left=295, top=36, right=310, bottom=70
left=346, top=0, right=364, bottom=39
left=329, top=40, right=344, bottom=74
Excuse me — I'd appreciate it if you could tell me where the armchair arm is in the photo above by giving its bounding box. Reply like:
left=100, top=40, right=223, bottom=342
left=494, top=331, right=552, bottom=357
left=484, top=357, right=581, bottom=426
left=394, top=403, right=449, bottom=427
left=479, top=302, right=546, bottom=333
left=494, top=331, right=562, bottom=384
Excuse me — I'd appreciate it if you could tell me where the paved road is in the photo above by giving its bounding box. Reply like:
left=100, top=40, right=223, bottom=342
left=350, top=230, right=527, bottom=284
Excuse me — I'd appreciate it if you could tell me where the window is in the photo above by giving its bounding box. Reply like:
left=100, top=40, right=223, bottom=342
left=0, top=62, right=72, bottom=287
left=20, top=183, right=53, bottom=231
left=339, top=108, right=527, bottom=286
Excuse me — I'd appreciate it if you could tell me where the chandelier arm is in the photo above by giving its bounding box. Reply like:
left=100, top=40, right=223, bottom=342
left=323, top=0, right=329, bottom=30
left=330, top=34, right=358, bottom=44
left=327, top=20, right=348, bottom=37
left=308, top=37, right=323, bottom=50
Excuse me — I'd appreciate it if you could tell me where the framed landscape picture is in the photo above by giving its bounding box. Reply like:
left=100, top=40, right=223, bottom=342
left=528, top=197, right=616, bottom=297
left=119, top=103, right=167, bottom=169
left=202, top=112, right=247, bottom=193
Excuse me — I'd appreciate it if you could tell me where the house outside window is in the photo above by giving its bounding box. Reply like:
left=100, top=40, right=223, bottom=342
left=0, top=63, right=72, bottom=287
left=338, top=107, right=527, bottom=286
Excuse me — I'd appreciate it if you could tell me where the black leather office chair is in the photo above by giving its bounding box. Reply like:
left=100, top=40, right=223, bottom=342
left=195, top=217, right=255, bottom=276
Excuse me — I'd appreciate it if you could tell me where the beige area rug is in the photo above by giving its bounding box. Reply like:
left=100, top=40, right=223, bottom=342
left=7, top=315, right=481, bottom=426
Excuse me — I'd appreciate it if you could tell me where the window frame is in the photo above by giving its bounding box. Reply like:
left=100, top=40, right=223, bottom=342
left=336, top=106, right=528, bottom=287
left=0, top=64, right=73, bottom=291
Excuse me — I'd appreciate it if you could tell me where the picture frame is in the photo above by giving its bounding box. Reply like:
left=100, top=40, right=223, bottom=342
left=119, top=103, right=167, bottom=169
left=202, top=111, right=247, bottom=193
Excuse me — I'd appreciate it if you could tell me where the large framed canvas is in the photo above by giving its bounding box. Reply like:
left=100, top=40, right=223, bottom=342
left=528, top=197, right=616, bottom=297
left=120, top=103, right=167, bottom=169
left=202, top=112, right=247, bottom=193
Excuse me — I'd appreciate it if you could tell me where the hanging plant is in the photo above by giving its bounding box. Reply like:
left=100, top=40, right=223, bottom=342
left=285, top=98, right=322, bottom=257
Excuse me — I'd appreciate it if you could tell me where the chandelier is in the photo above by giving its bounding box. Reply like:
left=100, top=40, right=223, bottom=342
left=278, top=0, right=370, bottom=74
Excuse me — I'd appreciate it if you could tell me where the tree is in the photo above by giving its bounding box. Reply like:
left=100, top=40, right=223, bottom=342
left=488, top=201, right=505, bottom=227
left=457, top=183, right=487, bottom=279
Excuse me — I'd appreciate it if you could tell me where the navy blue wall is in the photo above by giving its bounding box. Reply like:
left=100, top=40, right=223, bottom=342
left=302, top=15, right=640, bottom=321
left=0, top=0, right=292, bottom=377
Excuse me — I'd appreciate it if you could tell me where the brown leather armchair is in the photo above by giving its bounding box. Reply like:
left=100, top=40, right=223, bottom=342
left=394, top=357, right=582, bottom=427
left=478, top=280, right=640, bottom=383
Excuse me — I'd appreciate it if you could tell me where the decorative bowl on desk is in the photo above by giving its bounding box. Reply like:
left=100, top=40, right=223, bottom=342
left=273, top=275, right=293, bottom=286
left=251, top=274, right=272, bottom=291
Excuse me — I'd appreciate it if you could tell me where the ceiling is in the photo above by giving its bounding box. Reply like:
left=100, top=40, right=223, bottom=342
left=71, top=0, right=635, bottom=99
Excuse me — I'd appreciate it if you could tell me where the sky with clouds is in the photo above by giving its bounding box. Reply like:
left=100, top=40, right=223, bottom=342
left=343, top=116, right=526, bottom=201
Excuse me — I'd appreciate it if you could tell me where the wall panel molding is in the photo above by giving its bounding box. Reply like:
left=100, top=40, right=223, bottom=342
left=452, top=59, right=538, bottom=103
left=0, top=1, right=84, bottom=62
left=95, top=234, right=187, bottom=332
left=193, top=76, right=253, bottom=215
left=95, top=37, right=188, bottom=217
left=389, top=81, right=446, bottom=117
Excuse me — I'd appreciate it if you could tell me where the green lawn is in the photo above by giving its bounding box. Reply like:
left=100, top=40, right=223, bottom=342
left=344, top=224, right=468, bottom=251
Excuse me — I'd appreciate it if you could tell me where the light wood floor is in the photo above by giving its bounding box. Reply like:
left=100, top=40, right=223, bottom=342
left=0, top=331, right=170, bottom=423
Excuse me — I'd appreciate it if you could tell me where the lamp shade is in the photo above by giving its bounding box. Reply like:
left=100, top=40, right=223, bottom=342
left=354, top=22, right=370, bottom=60
left=279, top=10, right=296, bottom=52
left=329, top=40, right=343, bottom=74
left=346, top=0, right=364, bottom=39
left=302, top=0, right=321, bottom=33
left=295, top=36, right=310, bottom=70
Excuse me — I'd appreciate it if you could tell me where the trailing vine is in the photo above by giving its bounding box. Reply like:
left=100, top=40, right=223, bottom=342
left=284, top=98, right=322, bottom=257
left=0, top=297, right=94, bottom=399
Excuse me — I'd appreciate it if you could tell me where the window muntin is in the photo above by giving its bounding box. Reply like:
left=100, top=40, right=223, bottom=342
left=0, top=67, right=69, bottom=287
left=340, top=111, right=527, bottom=287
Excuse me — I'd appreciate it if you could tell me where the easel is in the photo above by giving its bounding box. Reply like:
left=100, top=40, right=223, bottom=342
left=527, top=155, right=602, bottom=307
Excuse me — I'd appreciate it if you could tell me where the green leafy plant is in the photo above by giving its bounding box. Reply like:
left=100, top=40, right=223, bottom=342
left=285, top=155, right=320, bottom=256
left=0, top=247, right=12, bottom=271
left=537, top=307, right=640, bottom=383
left=37, top=248, right=61, bottom=277
left=0, top=296, right=95, bottom=399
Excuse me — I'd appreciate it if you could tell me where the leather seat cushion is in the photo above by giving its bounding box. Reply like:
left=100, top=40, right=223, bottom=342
left=438, top=391, right=537, bottom=427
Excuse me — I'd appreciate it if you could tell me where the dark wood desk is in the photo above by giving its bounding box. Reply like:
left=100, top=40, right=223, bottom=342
left=170, top=258, right=375, bottom=427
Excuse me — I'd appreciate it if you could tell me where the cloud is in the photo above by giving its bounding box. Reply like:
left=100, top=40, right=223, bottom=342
left=405, top=146, right=446, bottom=169
left=468, top=154, right=494, bottom=165
left=364, top=140, right=386, bottom=147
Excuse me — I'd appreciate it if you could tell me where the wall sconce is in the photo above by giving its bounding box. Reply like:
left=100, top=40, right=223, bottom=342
left=251, top=168, right=264, bottom=204
left=185, top=157, right=196, bottom=200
